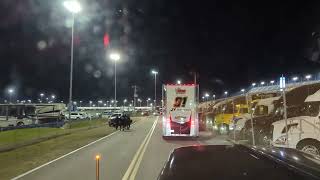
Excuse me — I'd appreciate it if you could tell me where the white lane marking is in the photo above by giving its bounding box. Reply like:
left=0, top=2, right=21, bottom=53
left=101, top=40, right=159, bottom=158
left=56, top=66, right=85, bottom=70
left=12, top=121, right=141, bottom=180
left=129, top=117, right=158, bottom=180
left=122, top=117, right=158, bottom=180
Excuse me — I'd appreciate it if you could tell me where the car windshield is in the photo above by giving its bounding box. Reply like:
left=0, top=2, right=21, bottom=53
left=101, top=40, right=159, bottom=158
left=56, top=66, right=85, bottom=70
left=2, top=1, right=320, bottom=180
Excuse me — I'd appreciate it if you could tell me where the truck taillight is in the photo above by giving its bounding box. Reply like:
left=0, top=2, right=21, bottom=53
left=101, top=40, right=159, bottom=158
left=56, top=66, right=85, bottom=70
left=189, top=115, right=195, bottom=127
left=167, top=115, right=172, bottom=128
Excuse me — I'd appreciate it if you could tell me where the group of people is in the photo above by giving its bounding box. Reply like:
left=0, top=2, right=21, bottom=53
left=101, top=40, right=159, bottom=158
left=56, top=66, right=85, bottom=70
left=109, top=114, right=132, bottom=131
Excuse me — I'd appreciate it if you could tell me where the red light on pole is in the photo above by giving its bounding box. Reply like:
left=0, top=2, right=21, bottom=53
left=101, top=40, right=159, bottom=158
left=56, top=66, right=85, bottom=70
left=103, top=33, right=110, bottom=47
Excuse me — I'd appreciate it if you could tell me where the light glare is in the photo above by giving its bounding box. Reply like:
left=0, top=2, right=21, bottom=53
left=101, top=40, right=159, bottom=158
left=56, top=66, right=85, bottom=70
left=63, top=1, right=81, bottom=13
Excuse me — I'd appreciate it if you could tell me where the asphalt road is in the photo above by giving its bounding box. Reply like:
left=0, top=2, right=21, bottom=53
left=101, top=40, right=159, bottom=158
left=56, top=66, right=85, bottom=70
left=15, top=116, right=231, bottom=180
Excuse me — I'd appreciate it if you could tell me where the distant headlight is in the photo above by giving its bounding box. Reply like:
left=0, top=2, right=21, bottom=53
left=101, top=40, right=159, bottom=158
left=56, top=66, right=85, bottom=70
left=274, top=135, right=287, bottom=145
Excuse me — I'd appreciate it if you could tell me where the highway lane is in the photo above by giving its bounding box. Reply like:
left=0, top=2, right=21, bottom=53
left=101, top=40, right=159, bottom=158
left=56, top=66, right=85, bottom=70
left=15, top=116, right=231, bottom=180
left=133, top=117, right=231, bottom=180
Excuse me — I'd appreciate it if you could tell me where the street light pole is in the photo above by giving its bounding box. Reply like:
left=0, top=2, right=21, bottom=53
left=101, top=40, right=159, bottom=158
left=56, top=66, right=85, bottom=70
left=63, top=0, right=81, bottom=119
left=114, top=60, right=117, bottom=107
left=151, top=70, right=158, bottom=109
left=8, top=89, right=13, bottom=104
left=40, top=93, right=44, bottom=103
left=109, top=53, right=120, bottom=107
left=68, top=12, right=75, bottom=118
left=154, top=73, right=157, bottom=107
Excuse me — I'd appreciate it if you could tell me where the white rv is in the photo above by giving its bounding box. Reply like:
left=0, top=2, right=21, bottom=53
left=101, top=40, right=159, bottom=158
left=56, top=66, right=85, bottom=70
left=272, top=90, right=320, bottom=155
left=36, top=103, right=66, bottom=123
left=0, top=104, right=37, bottom=127
left=162, top=84, right=199, bottom=137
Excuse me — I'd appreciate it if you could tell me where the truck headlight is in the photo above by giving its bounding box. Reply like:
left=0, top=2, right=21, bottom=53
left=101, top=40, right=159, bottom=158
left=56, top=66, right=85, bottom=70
left=274, top=135, right=287, bottom=145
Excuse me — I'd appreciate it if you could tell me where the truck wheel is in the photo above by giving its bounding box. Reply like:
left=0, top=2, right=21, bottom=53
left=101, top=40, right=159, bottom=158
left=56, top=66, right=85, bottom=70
left=17, top=122, right=24, bottom=126
left=297, top=139, right=320, bottom=156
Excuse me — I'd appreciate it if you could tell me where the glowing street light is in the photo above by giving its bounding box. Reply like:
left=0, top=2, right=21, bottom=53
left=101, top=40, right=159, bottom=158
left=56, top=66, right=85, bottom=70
left=7, top=88, right=14, bottom=104
left=151, top=70, right=158, bottom=108
left=213, top=94, right=216, bottom=100
left=224, top=91, right=228, bottom=97
left=40, top=93, right=45, bottom=103
left=305, top=75, right=312, bottom=80
left=51, top=95, right=56, bottom=103
left=177, top=80, right=181, bottom=85
left=270, top=80, right=275, bottom=85
left=63, top=1, right=81, bottom=13
left=260, top=81, right=265, bottom=85
left=138, top=99, right=142, bottom=107
left=292, top=76, right=298, bottom=82
left=63, top=0, right=82, bottom=120
left=146, top=98, right=151, bottom=106
left=109, top=53, right=120, bottom=61
left=252, top=83, right=256, bottom=87
left=241, top=89, right=245, bottom=93
left=109, top=52, right=121, bottom=107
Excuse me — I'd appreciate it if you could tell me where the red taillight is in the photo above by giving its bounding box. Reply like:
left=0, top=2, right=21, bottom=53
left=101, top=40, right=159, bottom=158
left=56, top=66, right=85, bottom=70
left=188, top=115, right=195, bottom=127
left=167, top=115, right=172, bottom=128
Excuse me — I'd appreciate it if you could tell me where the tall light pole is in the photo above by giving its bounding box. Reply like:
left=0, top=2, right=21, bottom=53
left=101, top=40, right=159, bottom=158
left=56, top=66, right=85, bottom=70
left=305, top=75, right=312, bottom=81
left=224, top=91, right=228, bottom=98
left=147, top=98, right=151, bottom=107
left=109, top=52, right=120, bottom=107
left=8, top=89, right=14, bottom=104
left=123, top=99, right=127, bottom=106
left=292, top=76, right=298, bottom=83
left=270, top=80, right=275, bottom=85
left=51, top=95, right=56, bottom=103
left=205, top=93, right=209, bottom=101
left=64, top=0, right=81, bottom=118
left=151, top=70, right=158, bottom=108
left=40, top=93, right=44, bottom=103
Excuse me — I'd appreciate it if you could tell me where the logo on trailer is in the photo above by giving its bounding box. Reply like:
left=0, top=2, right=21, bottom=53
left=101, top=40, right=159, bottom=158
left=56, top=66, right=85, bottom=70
left=175, top=88, right=186, bottom=94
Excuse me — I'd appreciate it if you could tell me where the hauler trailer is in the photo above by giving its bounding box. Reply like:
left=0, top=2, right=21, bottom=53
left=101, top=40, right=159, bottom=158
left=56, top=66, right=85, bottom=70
left=162, top=84, right=199, bottom=137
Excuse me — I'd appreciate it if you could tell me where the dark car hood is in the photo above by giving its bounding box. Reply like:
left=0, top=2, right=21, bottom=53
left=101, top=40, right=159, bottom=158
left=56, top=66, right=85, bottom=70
left=158, top=145, right=320, bottom=180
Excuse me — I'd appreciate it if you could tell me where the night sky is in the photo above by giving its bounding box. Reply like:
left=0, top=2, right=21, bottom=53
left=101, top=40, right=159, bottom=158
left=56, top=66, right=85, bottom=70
left=1, top=0, right=320, bottom=103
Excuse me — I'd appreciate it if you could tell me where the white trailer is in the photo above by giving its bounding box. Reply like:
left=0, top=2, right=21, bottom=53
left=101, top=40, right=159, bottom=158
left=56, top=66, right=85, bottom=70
left=162, top=84, right=199, bottom=137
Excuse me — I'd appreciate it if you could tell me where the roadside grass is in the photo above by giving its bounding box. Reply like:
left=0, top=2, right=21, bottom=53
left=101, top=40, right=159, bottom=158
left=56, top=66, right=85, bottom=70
left=69, top=118, right=106, bottom=129
left=0, top=128, right=63, bottom=148
left=0, top=119, right=108, bottom=150
left=0, top=117, right=141, bottom=180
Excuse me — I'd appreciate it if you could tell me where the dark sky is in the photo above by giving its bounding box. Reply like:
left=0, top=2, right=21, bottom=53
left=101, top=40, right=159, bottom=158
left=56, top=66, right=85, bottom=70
left=1, top=0, right=320, bottom=103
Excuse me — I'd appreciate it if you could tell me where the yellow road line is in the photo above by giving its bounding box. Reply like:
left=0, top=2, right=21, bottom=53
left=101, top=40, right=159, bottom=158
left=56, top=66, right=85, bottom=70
left=122, top=117, right=158, bottom=180
left=129, top=117, right=158, bottom=180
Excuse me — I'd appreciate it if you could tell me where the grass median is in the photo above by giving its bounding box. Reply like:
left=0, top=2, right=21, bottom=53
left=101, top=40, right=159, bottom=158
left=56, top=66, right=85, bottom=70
left=0, top=117, right=142, bottom=180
